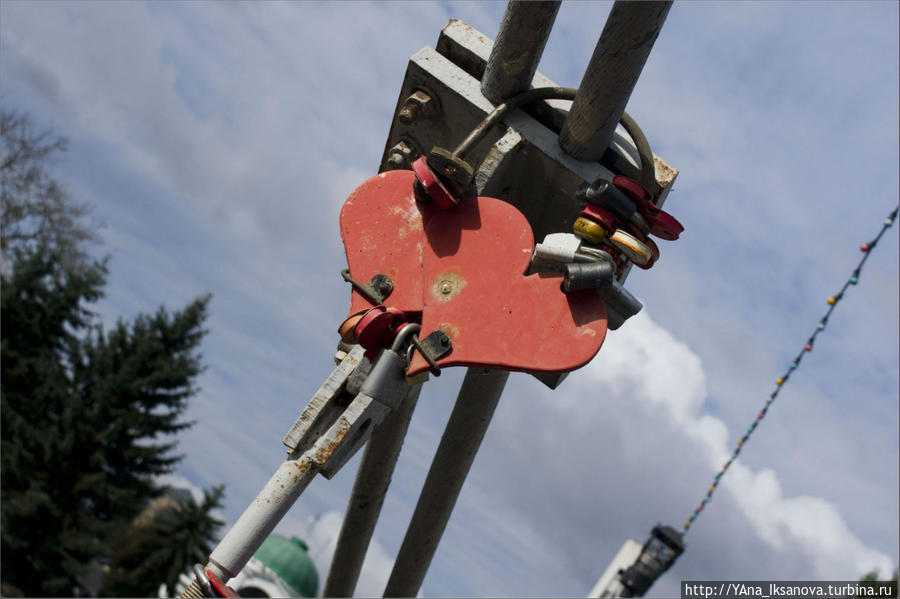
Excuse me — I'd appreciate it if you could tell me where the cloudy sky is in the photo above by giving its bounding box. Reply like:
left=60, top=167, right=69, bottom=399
left=2, top=1, right=897, bottom=597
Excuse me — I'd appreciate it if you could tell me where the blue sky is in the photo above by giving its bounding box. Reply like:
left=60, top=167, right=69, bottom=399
left=2, top=2, right=897, bottom=597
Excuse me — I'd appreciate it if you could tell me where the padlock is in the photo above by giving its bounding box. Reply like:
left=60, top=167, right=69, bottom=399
left=611, top=174, right=650, bottom=203
left=411, top=156, right=458, bottom=209
left=355, top=306, right=405, bottom=358
left=533, top=232, right=583, bottom=263
left=612, top=174, right=684, bottom=241
left=620, top=222, right=659, bottom=270
left=608, top=229, right=654, bottom=266
left=577, top=178, right=637, bottom=222
left=338, top=308, right=370, bottom=343
left=597, top=280, right=642, bottom=330
left=573, top=217, right=610, bottom=244
left=563, top=260, right=615, bottom=293
left=636, top=236, right=659, bottom=269
left=531, top=232, right=605, bottom=274
left=580, top=203, right=618, bottom=233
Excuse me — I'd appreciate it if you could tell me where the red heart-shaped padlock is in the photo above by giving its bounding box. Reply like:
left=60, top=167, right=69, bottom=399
left=339, top=170, right=435, bottom=316
left=408, top=196, right=607, bottom=375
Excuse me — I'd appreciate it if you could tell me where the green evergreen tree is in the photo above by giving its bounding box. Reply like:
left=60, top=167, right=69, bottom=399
left=101, top=485, right=225, bottom=597
left=1, top=111, right=220, bottom=596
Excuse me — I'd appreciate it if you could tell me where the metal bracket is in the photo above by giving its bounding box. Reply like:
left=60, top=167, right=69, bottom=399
left=411, top=329, right=452, bottom=376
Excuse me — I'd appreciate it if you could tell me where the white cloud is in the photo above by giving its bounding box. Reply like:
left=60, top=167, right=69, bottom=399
left=481, top=310, right=894, bottom=594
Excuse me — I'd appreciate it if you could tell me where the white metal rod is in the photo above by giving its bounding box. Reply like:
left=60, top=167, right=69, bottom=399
left=559, top=1, right=672, bottom=161
left=206, top=390, right=381, bottom=580
left=322, top=384, right=423, bottom=597
left=481, top=0, right=562, bottom=103
left=382, top=368, right=509, bottom=597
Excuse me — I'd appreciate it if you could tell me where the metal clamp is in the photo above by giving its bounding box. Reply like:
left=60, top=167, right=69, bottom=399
left=341, top=269, right=393, bottom=305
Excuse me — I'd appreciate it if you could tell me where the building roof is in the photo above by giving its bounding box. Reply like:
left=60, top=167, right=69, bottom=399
left=252, top=534, right=318, bottom=598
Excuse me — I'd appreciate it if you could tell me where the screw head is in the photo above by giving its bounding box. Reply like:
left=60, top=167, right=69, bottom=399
left=439, top=281, right=453, bottom=295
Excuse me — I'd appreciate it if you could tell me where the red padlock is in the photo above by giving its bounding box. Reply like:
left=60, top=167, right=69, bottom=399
left=613, top=174, right=684, bottom=241
left=580, top=203, right=618, bottom=232
left=411, top=156, right=458, bottom=209
left=355, top=306, right=406, bottom=359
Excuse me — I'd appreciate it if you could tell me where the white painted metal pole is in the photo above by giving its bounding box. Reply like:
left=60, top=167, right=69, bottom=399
left=481, top=0, right=562, bottom=103
left=382, top=368, right=509, bottom=597
left=322, top=384, right=423, bottom=597
left=206, top=390, right=387, bottom=580
left=559, top=1, right=672, bottom=161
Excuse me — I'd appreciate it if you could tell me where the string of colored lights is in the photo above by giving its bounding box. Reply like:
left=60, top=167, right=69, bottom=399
left=682, top=205, right=899, bottom=534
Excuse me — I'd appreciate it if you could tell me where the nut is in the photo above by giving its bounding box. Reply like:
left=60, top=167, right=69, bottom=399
left=397, top=90, right=434, bottom=124
left=398, top=103, right=420, bottom=124
left=386, top=141, right=414, bottom=170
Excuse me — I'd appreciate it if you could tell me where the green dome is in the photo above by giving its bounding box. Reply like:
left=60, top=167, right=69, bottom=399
left=252, top=534, right=318, bottom=597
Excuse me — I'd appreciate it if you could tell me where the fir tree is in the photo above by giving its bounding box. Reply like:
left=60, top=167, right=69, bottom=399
left=1, top=111, right=221, bottom=596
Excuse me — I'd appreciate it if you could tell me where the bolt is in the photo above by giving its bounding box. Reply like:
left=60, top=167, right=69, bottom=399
left=397, top=90, right=434, bottom=125
left=398, top=102, right=420, bottom=124
left=439, top=281, right=453, bottom=295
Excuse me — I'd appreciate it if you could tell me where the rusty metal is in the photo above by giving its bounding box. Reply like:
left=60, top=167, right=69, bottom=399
left=340, top=268, right=393, bottom=305
left=398, top=90, right=436, bottom=124
left=559, top=1, right=672, bottom=161
left=425, top=146, right=475, bottom=199
left=206, top=347, right=401, bottom=582
left=481, top=1, right=562, bottom=103
left=452, top=86, right=577, bottom=159
left=386, top=140, right=417, bottom=170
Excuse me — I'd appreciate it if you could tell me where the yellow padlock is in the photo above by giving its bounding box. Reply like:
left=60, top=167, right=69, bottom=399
left=572, top=217, right=608, bottom=244
left=609, top=229, right=653, bottom=266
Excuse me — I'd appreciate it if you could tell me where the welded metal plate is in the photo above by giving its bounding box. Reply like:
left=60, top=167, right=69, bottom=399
left=407, top=195, right=606, bottom=376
